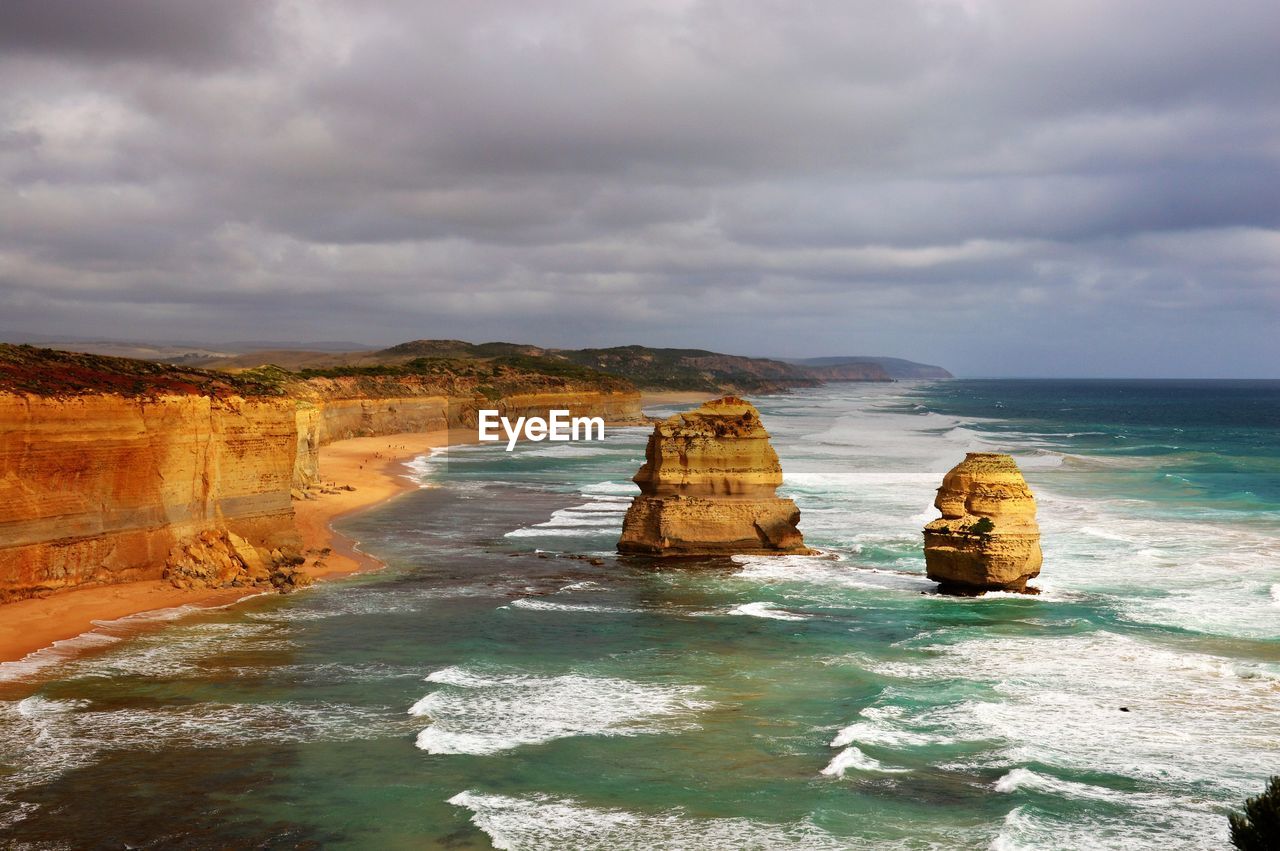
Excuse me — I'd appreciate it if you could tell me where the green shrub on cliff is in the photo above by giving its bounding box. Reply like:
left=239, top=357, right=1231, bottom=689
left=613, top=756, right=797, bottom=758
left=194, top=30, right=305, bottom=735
left=969, top=517, right=995, bottom=536
left=0, top=343, right=287, bottom=398
left=1231, top=776, right=1280, bottom=850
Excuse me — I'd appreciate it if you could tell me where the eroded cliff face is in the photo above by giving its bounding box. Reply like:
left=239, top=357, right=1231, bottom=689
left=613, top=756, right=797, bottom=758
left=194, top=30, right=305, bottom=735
left=0, top=344, right=645, bottom=602
left=618, top=397, right=810, bottom=556
left=0, top=392, right=302, bottom=601
left=922, top=452, right=1043, bottom=594
left=289, top=379, right=644, bottom=491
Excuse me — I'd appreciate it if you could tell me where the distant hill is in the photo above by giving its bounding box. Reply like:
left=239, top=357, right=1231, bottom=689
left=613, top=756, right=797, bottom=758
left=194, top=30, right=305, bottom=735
left=371, top=342, right=832, bottom=393
left=786, top=356, right=953, bottom=380
left=3, top=334, right=950, bottom=393
left=0, top=335, right=376, bottom=365
left=553, top=346, right=830, bottom=393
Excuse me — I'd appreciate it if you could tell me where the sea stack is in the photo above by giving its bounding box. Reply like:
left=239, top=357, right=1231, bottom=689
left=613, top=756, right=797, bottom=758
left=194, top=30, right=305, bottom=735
left=618, top=396, right=810, bottom=556
left=923, top=452, right=1042, bottom=594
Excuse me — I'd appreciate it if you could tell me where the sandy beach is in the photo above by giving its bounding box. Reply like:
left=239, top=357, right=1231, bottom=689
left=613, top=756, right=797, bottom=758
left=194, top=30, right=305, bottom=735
left=0, top=393, right=706, bottom=665
left=0, top=429, right=458, bottom=665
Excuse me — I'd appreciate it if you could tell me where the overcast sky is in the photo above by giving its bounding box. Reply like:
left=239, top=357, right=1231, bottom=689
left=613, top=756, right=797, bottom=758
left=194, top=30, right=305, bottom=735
left=1, top=0, right=1277, bottom=376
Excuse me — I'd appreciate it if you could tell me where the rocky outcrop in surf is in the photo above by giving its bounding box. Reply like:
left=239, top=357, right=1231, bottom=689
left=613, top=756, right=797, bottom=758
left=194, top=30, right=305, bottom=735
left=923, top=452, right=1042, bottom=594
left=617, top=396, right=810, bottom=556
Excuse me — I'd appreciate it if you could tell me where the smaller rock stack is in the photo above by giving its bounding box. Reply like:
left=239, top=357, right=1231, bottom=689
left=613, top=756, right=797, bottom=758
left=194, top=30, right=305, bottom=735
left=618, top=396, right=810, bottom=556
left=923, top=452, right=1042, bottom=594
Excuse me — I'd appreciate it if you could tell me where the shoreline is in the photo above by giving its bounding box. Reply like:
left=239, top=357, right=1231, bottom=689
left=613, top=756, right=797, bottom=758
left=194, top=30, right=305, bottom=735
left=0, top=392, right=711, bottom=667
left=0, top=429, right=456, bottom=666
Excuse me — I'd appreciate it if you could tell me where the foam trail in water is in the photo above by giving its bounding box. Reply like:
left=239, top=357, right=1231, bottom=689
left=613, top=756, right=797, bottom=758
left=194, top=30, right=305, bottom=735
left=447, top=791, right=849, bottom=851
left=726, top=602, right=810, bottom=621
left=820, top=746, right=910, bottom=777
left=503, top=598, right=643, bottom=614
left=411, top=666, right=709, bottom=755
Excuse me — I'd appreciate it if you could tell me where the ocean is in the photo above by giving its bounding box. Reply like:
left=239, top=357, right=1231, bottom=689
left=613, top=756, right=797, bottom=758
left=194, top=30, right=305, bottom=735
left=1, top=380, right=1277, bottom=849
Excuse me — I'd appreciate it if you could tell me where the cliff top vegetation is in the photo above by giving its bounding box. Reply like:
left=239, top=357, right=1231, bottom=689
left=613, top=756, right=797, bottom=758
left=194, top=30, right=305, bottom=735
left=0, top=344, right=287, bottom=398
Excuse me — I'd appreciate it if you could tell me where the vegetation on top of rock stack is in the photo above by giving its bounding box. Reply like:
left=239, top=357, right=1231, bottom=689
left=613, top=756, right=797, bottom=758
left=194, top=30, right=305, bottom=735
left=0, top=344, right=287, bottom=398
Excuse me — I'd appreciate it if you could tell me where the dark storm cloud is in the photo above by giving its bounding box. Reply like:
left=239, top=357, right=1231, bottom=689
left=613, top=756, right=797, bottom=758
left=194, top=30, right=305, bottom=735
left=0, top=0, right=272, bottom=68
left=0, top=0, right=1277, bottom=376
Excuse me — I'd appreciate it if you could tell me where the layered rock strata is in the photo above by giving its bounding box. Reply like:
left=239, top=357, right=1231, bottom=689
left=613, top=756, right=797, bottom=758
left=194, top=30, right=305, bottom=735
left=922, top=452, right=1043, bottom=594
left=0, top=345, right=645, bottom=601
left=618, top=397, right=810, bottom=556
left=0, top=392, right=303, bottom=601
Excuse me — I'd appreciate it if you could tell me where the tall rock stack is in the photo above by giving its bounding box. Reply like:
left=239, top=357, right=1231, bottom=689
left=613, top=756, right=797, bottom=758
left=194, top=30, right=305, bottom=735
left=923, top=452, right=1043, bottom=594
left=618, top=396, right=810, bottom=556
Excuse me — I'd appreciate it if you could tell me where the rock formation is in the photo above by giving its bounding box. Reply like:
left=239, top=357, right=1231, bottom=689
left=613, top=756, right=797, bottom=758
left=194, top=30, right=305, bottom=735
left=0, top=344, right=646, bottom=602
left=165, top=530, right=313, bottom=592
left=923, top=452, right=1043, bottom=594
left=618, top=397, right=810, bottom=556
left=0, top=391, right=304, bottom=601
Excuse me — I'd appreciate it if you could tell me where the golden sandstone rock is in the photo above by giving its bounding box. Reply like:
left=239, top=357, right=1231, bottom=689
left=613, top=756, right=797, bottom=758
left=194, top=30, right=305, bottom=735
left=0, top=377, right=641, bottom=602
left=923, top=452, right=1043, bottom=594
left=618, top=397, right=810, bottom=556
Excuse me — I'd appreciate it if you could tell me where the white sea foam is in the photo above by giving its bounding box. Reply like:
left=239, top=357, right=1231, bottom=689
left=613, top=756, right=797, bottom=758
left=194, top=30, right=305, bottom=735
left=820, top=746, right=910, bottom=777
left=505, top=527, right=610, bottom=539
left=400, top=450, right=438, bottom=485
left=733, top=556, right=934, bottom=597
left=580, top=480, right=639, bottom=496
left=411, top=666, right=709, bottom=754
left=0, top=693, right=414, bottom=799
left=992, top=767, right=1175, bottom=807
left=525, top=515, right=624, bottom=529
left=0, top=595, right=273, bottom=683
left=898, top=631, right=1280, bottom=796
left=725, top=602, right=810, bottom=621
left=0, top=631, right=122, bottom=683
left=991, top=797, right=1228, bottom=851
left=558, top=580, right=606, bottom=593
left=503, top=598, right=642, bottom=614
left=447, top=791, right=850, bottom=851
left=830, top=719, right=947, bottom=749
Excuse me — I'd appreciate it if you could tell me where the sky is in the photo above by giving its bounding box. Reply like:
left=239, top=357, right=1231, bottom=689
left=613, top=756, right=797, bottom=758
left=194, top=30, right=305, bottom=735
left=1, top=0, right=1277, bottom=377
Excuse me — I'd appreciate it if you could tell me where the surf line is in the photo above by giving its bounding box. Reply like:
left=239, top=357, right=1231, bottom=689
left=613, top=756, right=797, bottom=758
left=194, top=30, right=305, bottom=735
left=477, top=409, right=605, bottom=451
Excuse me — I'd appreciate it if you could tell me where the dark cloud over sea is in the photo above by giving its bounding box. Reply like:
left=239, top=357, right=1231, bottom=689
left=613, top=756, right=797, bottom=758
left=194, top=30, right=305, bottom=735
left=1, top=0, right=1277, bottom=375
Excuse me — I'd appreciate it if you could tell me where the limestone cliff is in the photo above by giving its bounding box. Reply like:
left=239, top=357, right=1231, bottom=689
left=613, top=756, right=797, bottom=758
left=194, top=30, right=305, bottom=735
left=0, top=390, right=302, bottom=601
left=0, top=344, right=644, bottom=602
left=287, top=369, right=644, bottom=490
left=922, top=452, right=1043, bottom=594
left=618, top=397, right=810, bottom=556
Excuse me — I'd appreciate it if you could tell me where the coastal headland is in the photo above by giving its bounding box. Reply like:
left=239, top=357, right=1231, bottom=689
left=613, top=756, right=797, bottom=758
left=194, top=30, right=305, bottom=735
left=0, top=358, right=707, bottom=664
left=0, top=337, right=945, bottom=666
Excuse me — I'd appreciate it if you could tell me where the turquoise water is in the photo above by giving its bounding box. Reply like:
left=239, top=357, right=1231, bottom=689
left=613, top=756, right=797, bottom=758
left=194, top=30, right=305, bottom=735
left=1, top=381, right=1277, bottom=849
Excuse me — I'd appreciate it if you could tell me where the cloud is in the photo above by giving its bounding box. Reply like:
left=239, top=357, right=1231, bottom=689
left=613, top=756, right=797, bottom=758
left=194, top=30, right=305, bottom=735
left=0, top=0, right=274, bottom=69
left=0, top=0, right=1277, bottom=375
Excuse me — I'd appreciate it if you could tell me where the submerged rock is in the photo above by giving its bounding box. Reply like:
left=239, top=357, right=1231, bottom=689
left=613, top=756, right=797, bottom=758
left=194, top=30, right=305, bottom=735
left=923, top=452, right=1042, bottom=594
left=618, top=396, right=810, bottom=556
